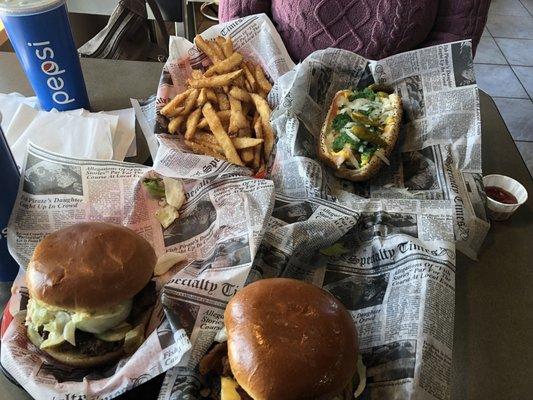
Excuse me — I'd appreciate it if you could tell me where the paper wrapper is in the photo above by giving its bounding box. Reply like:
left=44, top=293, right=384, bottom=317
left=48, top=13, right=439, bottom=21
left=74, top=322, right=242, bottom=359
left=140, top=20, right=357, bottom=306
left=1, top=141, right=275, bottom=399
left=153, top=13, right=295, bottom=180
left=157, top=40, right=486, bottom=400
left=267, top=43, right=490, bottom=259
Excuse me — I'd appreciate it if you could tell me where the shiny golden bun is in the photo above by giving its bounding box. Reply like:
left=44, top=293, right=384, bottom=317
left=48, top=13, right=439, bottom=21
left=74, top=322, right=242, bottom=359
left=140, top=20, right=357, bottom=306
left=27, top=222, right=156, bottom=310
left=225, top=278, right=359, bottom=400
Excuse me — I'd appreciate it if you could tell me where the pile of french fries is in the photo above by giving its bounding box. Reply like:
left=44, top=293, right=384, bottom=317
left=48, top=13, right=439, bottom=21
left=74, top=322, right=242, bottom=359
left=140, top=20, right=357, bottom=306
left=160, top=35, right=275, bottom=173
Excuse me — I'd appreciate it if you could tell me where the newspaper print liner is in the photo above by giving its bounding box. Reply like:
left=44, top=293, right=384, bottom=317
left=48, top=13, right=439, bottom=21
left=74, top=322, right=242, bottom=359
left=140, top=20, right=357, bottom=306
left=267, top=42, right=489, bottom=259
left=153, top=13, right=295, bottom=180
left=1, top=142, right=275, bottom=400
left=157, top=39, right=486, bottom=400
left=158, top=191, right=457, bottom=400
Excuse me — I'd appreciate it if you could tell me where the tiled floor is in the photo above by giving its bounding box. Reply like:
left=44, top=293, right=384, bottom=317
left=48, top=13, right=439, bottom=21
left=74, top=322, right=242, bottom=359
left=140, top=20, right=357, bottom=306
left=475, top=0, right=533, bottom=177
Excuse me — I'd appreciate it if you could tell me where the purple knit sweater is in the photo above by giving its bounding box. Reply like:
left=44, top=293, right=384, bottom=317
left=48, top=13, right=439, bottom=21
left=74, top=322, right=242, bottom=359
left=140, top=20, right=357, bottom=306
left=219, top=0, right=490, bottom=61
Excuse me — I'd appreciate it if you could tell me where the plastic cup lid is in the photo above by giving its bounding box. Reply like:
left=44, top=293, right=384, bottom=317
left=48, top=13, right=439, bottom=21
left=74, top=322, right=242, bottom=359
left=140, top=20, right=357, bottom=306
left=0, top=0, right=64, bottom=15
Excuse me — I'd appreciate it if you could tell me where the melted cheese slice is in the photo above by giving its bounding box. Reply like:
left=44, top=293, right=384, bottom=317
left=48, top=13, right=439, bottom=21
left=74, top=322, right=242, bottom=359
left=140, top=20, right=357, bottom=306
left=26, top=298, right=132, bottom=349
left=221, top=377, right=241, bottom=400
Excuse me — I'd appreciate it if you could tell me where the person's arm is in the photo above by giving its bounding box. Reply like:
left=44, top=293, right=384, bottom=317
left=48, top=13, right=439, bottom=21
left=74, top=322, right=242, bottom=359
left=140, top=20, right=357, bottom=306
left=419, top=0, right=490, bottom=55
left=218, top=0, right=272, bottom=22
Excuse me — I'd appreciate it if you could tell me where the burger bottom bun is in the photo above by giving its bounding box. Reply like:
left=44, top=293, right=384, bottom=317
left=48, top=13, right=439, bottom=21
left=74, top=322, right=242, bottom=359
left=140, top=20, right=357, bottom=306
left=27, top=327, right=125, bottom=368
left=44, top=346, right=124, bottom=369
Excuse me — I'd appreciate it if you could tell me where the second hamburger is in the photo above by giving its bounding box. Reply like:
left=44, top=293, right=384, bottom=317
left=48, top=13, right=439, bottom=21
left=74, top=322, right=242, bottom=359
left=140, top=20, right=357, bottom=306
left=199, top=278, right=360, bottom=400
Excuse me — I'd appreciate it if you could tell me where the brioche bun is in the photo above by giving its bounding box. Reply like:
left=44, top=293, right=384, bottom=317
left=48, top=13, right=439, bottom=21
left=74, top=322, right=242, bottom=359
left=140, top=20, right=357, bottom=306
left=225, top=278, right=358, bottom=400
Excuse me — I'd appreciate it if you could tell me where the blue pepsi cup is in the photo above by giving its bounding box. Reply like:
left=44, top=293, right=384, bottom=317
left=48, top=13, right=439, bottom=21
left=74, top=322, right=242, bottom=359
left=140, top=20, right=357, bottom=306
left=0, top=113, right=20, bottom=290
left=0, top=0, right=90, bottom=111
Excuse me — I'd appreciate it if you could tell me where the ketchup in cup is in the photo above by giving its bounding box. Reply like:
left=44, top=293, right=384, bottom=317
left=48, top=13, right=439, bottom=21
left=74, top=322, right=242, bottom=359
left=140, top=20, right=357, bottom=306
left=482, top=174, right=528, bottom=221
left=485, top=186, right=518, bottom=204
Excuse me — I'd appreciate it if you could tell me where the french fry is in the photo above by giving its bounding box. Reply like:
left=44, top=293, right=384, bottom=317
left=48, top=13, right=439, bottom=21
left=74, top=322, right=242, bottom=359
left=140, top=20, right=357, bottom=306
left=251, top=93, right=274, bottom=158
left=229, top=86, right=252, bottom=103
left=242, top=62, right=257, bottom=92
left=194, top=35, right=220, bottom=63
left=196, top=132, right=219, bottom=146
left=191, top=69, right=203, bottom=79
left=258, top=89, right=269, bottom=99
left=196, top=135, right=224, bottom=154
left=196, top=133, right=262, bottom=150
left=205, top=52, right=243, bottom=77
left=197, top=110, right=231, bottom=129
left=210, top=40, right=226, bottom=61
left=229, top=96, right=249, bottom=134
left=185, top=140, right=226, bottom=161
left=180, top=89, right=200, bottom=115
left=185, top=107, right=202, bottom=140
left=254, top=64, right=273, bottom=93
left=240, top=149, right=254, bottom=164
left=252, top=114, right=263, bottom=169
left=234, top=75, right=247, bottom=89
left=217, top=93, right=230, bottom=111
left=206, top=88, right=218, bottom=103
left=197, top=88, right=207, bottom=107
left=166, top=35, right=274, bottom=172
left=188, top=69, right=243, bottom=88
left=253, top=112, right=263, bottom=138
left=233, top=137, right=263, bottom=149
left=160, top=89, right=192, bottom=117
left=244, top=79, right=253, bottom=93
left=202, top=102, right=243, bottom=165
left=168, top=115, right=184, bottom=134
left=215, top=36, right=229, bottom=57
left=219, top=36, right=233, bottom=58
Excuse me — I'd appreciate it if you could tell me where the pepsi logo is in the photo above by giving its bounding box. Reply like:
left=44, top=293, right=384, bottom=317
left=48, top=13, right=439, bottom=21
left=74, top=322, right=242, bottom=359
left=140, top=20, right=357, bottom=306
left=42, top=62, right=54, bottom=72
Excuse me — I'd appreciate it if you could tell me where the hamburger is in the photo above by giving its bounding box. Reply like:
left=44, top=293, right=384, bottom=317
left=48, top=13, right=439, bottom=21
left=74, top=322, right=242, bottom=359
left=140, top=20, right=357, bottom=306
left=199, top=278, right=359, bottom=400
left=25, top=222, right=157, bottom=368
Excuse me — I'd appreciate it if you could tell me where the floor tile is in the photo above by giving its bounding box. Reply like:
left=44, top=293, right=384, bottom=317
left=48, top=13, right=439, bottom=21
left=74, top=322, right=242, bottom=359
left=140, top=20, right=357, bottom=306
left=482, top=28, right=491, bottom=37
left=515, top=141, right=533, bottom=177
left=474, top=36, right=507, bottom=64
left=486, top=14, right=533, bottom=39
left=474, top=65, right=528, bottom=98
left=513, top=66, right=533, bottom=97
left=520, top=0, right=533, bottom=15
left=495, top=38, right=533, bottom=66
left=489, top=0, right=529, bottom=16
left=493, top=98, right=533, bottom=141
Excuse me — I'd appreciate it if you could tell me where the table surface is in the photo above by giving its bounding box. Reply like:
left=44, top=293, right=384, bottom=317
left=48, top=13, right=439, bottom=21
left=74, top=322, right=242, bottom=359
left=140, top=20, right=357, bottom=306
left=0, top=52, right=532, bottom=400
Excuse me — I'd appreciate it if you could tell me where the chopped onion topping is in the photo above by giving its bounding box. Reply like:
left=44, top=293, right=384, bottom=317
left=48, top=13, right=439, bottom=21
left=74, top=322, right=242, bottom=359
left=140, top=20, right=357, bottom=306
left=374, top=148, right=390, bottom=165
left=343, top=129, right=360, bottom=144
left=353, top=355, right=367, bottom=398
left=154, top=252, right=187, bottom=276
left=347, top=149, right=360, bottom=169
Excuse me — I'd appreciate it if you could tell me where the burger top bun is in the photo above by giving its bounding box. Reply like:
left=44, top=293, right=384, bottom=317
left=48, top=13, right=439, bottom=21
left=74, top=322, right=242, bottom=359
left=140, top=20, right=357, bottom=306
left=27, top=222, right=156, bottom=310
left=225, top=278, right=359, bottom=400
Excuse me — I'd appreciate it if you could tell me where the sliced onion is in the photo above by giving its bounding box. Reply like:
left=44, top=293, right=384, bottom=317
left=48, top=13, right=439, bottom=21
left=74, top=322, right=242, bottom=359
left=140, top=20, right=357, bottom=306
left=215, top=326, right=228, bottom=342
left=163, top=177, right=185, bottom=209
left=353, top=355, right=367, bottom=398
left=154, top=252, right=187, bottom=276
left=344, top=129, right=360, bottom=144
left=347, top=148, right=360, bottom=169
left=374, top=149, right=390, bottom=166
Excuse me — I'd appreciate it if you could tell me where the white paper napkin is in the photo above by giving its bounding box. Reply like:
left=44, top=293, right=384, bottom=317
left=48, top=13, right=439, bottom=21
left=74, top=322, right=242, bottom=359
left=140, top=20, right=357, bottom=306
left=11, top=112, right=114, bottom=167
left=0, top=92, right=138, bottom=165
